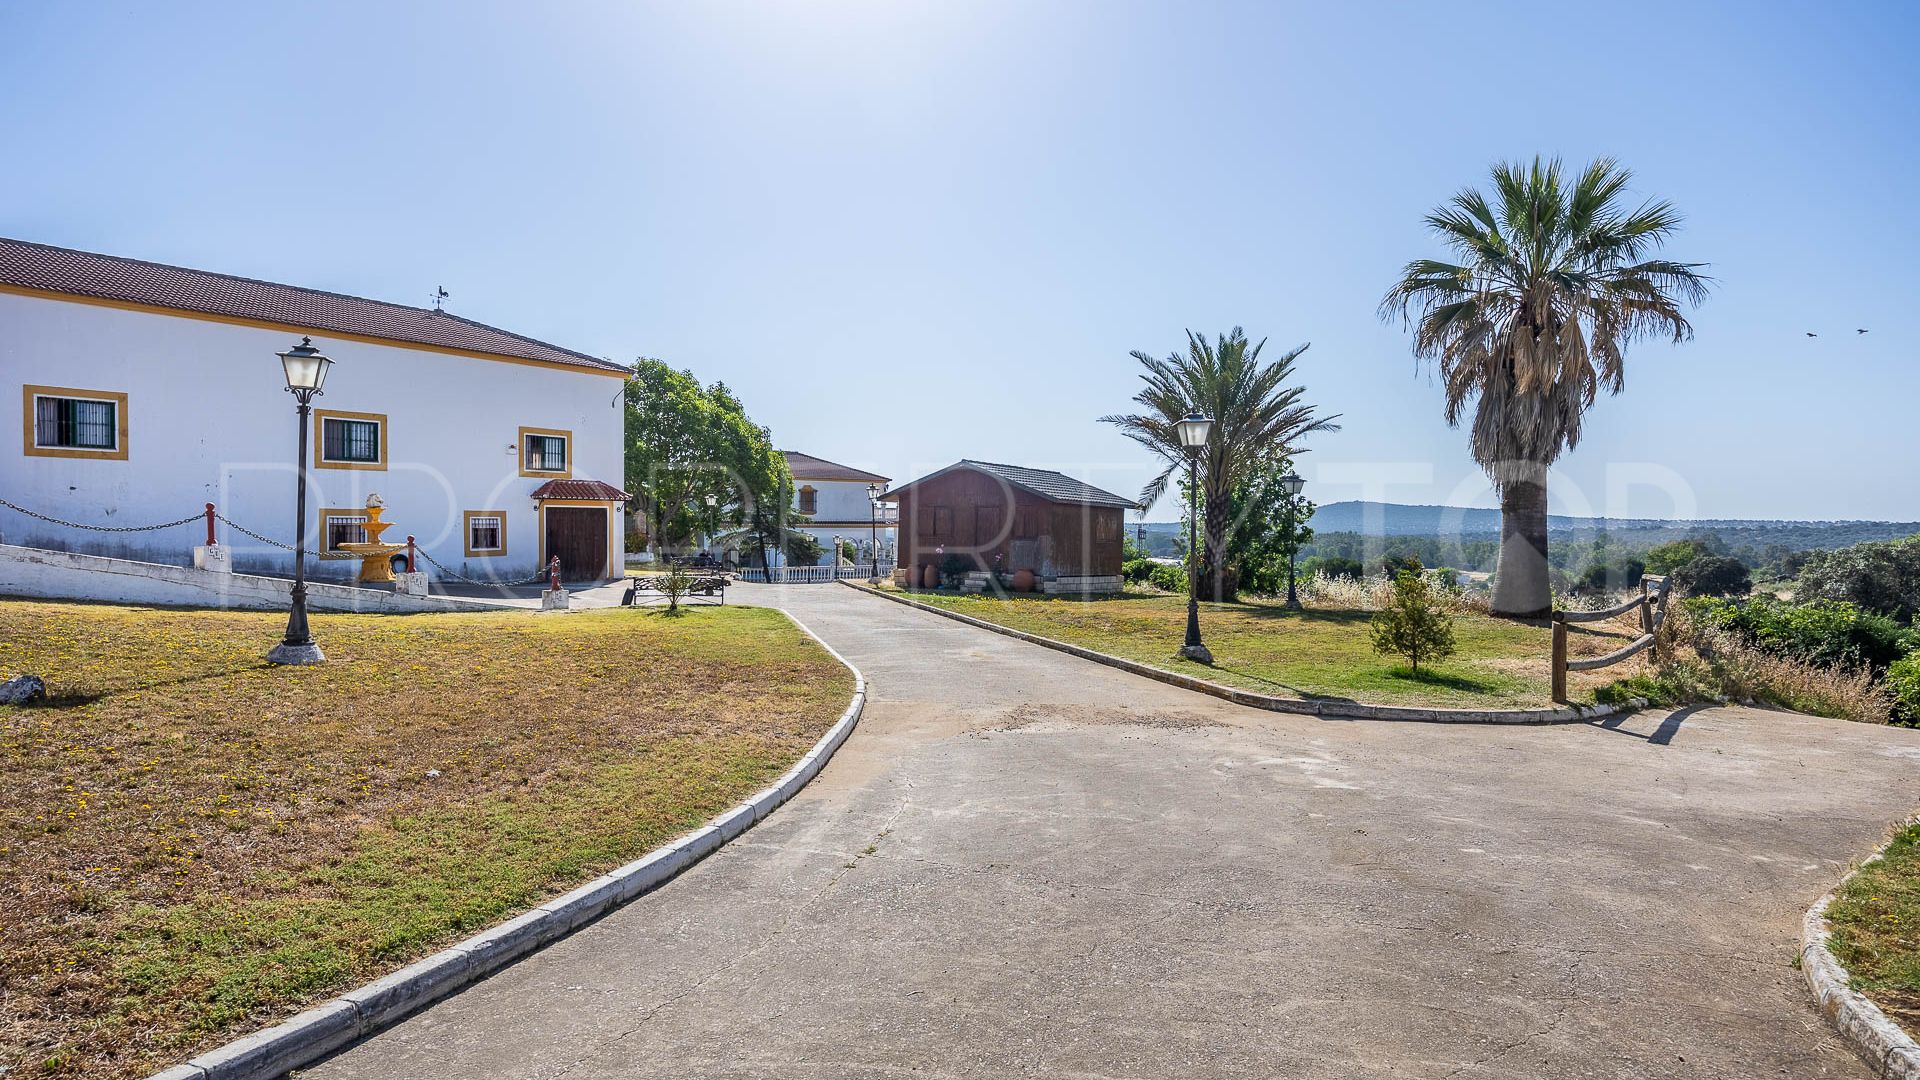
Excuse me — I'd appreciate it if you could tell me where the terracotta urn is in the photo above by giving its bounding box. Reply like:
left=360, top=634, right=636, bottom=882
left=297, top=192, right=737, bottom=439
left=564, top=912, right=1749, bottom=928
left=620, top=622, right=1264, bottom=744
left=1011, top=568, right=1037, bottom=593
left=922, top=563, right=939, bottom=589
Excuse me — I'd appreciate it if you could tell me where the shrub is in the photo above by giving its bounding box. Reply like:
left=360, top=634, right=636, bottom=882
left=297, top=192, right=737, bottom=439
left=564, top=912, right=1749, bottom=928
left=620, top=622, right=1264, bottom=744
left=1644, top=602, right=1894, bottom=724
left=1577, top=556, right=1646, bottom=594
left=784, top=531, right=824, bottom=567
left=1687, top=595, right=1912, bottom=671
left=1645, top=539, right=1708, bottom=575
left=1301, top=555, right=1363, bottom=580
left=1888, top=653, right=1920, bottom=724
left=1122, top=557, right=1156, bottom=584
left=1369, top=570, right=1457, bottom=672
left=1795, top=535, right=1920, bottom=622
left=1673, top=554, right=1750, bottom=597
left=938, top=552, right=972, bottom=588
left=1146, top=562, right=1188, bottom=594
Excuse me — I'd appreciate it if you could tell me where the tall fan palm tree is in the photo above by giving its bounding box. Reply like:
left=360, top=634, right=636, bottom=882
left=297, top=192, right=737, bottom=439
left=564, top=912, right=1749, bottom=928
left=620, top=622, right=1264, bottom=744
left=1102, top=328, right=1338, bottom=601
left=1381, top=156, right=1710, bottom=616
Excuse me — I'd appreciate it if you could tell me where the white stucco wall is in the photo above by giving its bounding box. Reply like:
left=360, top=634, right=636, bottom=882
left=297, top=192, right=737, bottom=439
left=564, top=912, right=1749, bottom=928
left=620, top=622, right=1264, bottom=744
left=780, top=478, right=895, bottom=565
left=0, top=292, right=625, bottom=583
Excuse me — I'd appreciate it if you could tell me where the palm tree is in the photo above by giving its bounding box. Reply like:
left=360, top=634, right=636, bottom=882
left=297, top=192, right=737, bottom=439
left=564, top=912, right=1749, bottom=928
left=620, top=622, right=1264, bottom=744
left=1380, top=156, right=1710, bottom=616
left=1102, top=328, right=1338, bottom=601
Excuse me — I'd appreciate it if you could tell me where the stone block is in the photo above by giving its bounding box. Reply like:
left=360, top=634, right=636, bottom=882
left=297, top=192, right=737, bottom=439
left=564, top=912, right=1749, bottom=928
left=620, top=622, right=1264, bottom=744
left=192, top=545, right=231, bottom=573
left=393, top=571, right=429, bottom=596
left=541, top=588, right=570, bottom=610
left=341, top=947, right=471, bottom=1029
left=537, top=873, right=626, bottom=934
left=186, top=998, right=364, bottom=1080
left=455, top=908, right=564, bottom=978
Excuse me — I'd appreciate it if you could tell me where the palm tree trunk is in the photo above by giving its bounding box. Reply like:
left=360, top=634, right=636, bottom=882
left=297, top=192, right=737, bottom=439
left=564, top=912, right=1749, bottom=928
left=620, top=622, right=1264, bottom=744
left=1201, top=479, right=1234, bottom=602
left=1491, top=464, right=1552, bottom=618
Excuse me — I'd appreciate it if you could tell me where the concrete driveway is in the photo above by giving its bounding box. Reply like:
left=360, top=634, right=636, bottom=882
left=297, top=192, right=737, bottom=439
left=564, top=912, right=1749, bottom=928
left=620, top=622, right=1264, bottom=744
left=306, top=582, right=1920, bottom=1079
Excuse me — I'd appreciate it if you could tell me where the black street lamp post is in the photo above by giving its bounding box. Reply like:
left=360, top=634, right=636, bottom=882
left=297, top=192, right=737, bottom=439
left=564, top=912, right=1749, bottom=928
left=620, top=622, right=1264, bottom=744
left=267, top=337, right=333, bottom=666
left=867, top=483, right=883, bottom=583
left=1280, top=470, right=1306, bottom=610
left=1175, top=413, right=1214, bottom=663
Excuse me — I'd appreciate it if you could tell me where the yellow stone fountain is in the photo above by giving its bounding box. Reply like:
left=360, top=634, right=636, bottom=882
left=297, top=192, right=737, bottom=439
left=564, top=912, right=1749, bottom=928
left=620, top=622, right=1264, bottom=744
left=335, top=494, right=408, bottom=584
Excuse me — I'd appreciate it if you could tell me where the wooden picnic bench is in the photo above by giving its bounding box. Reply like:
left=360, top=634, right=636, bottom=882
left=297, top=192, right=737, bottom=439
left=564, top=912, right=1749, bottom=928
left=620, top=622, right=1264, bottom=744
left=622, top=573, right=729, bottom=606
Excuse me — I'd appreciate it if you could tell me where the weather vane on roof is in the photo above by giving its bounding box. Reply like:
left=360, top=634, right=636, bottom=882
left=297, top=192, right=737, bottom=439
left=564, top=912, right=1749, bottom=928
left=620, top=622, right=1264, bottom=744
left=431, top=286, right=450, bottom=312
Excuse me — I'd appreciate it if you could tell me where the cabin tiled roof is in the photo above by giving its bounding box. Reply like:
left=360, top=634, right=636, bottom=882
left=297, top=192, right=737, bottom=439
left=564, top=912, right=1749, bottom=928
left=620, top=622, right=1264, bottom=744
left=0, top=236, right=630, bottom=374
left=880, top=460, right=1137, bottom=509
left=530, top=479, right=631, bottom=501
left=782, top=451, right=889, bottom=484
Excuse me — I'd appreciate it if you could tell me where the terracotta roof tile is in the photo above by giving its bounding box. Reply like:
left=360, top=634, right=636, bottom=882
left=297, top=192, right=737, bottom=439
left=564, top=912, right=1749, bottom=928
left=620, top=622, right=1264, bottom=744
left=0, top=236, right=629, bottom=374
left=530, top=479, right=631, bottom=501
left=782, top=451, right=889, bottom=484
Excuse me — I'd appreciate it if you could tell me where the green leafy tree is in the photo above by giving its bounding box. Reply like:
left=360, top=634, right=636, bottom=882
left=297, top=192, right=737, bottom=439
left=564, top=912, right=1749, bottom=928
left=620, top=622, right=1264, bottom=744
left=1645, top=539, right=1708, bottom=576
left=1673, top=553, right=1751, bottom=597
left=1370, top=570, right=1458, bottom=673
left=1381, top=157, right=1710, bottom=617
left=783, top=530, right=825, bottom=568
left=1102, top=329, right=1339, bottom=601
left=1887, top=653, right=1920, bottom=723
left=1795, top=535, right=1920, bottom=622
left=625, top=359, right=788, bottom=565
left=1219, top=452, right=1315, bottom=596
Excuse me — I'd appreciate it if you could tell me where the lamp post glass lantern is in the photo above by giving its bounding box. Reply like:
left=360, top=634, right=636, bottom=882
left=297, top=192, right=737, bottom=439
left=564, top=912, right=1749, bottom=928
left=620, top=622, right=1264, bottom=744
left=1280, top=470, right=1305, bottom=609
left=1176, top=413, right=1213, bottom=663
left=867, top=483, right=883, bottom=582
left=266, top=337, right=333, bottom=666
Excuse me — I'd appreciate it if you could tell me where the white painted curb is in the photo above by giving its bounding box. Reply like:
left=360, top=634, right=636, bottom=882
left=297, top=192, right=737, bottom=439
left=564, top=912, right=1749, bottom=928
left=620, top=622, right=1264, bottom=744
left=845, top=581, right=1639, bottom=725
left=145, top=606, right=866, bottom=1080
left=1801, top=817, right=1920, bottom=1079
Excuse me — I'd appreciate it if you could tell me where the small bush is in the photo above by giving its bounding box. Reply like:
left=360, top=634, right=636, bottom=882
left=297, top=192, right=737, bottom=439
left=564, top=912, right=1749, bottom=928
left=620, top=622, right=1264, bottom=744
left=1888, top=653, right=1920, bottom=724
left=1642, top=602, right=1895, bottom=724
left=1122, top=557, right=1156, bottom=585
left=1688, top=595, right=1912, bottom=671
left=1301, top=555, right=1363, bottom=580
left=1146, top=562, right=1188, bottom=594
left=1369, top=570, right=1457, bottom=672
left=938, top=553, right=972, bottom=588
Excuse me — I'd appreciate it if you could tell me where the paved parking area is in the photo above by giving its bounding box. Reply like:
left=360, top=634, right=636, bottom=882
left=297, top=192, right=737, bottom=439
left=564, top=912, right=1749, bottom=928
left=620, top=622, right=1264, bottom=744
left=306, top=582, right=1920, bottom=1079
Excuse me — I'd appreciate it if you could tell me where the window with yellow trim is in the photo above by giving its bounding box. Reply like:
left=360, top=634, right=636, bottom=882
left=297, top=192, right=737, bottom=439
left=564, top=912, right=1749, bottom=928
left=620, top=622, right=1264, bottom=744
left=22, top=385, right=129, bottom=459
left=464, top=510, right=507, bottom=557
left=518, top=426, right=572, bottom=477
left=319, top=510, right=369, bottom=553
left=315, top=410, right=388, bottom=470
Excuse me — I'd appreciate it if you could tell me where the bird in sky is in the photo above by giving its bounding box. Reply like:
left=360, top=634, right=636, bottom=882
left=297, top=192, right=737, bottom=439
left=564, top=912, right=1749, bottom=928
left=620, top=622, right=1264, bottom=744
left=1857, top=328, right=1870, bottom=334
left=1807, top=332, right=1819, bottom=337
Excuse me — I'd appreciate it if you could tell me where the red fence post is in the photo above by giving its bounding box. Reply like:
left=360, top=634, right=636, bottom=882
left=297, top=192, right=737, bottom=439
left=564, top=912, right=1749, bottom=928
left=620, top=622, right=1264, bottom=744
left=204, top=503, right=217, bottom=547
left=406, top=535, right=416, bottom=574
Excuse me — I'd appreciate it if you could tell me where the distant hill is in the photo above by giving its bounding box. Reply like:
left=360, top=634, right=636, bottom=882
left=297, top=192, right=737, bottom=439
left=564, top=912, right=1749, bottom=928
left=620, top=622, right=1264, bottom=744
left=1129, top=502, right=1918, bottom=558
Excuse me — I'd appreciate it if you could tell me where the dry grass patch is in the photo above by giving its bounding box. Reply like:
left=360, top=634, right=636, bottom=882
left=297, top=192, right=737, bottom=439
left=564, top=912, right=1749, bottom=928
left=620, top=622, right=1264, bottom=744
left=0, top=599, right=850, bottom=1079
left=878, top=586, right=1641, bottom=708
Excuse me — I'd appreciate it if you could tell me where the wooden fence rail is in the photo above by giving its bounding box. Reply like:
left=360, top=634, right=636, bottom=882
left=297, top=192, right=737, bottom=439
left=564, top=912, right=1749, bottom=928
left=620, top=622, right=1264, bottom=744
left=1550, top=575, right=1672, bottom=702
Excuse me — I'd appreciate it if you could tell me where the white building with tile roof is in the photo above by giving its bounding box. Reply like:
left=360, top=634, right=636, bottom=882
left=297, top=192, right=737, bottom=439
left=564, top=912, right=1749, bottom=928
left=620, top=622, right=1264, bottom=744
left=774, top=451, right=896, bottom=567
left=0, top=237, right=631, bottom=585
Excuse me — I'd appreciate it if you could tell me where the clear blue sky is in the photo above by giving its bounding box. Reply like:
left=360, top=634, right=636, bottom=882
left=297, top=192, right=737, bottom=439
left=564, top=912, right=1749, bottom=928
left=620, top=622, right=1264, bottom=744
left=3, top=2, right=1914, bottom=521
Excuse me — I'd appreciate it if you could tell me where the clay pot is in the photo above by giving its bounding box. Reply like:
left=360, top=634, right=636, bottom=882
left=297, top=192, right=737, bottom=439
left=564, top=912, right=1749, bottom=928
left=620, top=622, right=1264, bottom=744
left=921, top=563, right=939, bottom=589
left=1011, top=568, right=1037, bottom=593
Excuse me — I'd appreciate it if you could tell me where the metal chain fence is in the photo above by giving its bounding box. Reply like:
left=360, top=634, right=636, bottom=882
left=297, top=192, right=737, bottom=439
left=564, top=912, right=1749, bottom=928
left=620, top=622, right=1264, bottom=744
left=3, top=498, right=542, bottom=580
left=0, top=496, right=205, bottom=534
left=414, top=547, right=551, bottom=587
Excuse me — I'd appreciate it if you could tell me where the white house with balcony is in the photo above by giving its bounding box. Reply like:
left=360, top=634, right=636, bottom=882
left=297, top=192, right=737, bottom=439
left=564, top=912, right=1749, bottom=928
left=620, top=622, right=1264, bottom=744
left=776, top=451, right=894, bottom=567
left=0, top=236, right=632, bottom=588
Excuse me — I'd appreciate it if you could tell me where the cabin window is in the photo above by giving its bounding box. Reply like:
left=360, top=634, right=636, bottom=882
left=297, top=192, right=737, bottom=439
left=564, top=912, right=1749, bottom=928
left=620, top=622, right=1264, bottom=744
left=916, top=506, right=952, bottom=538
left=798, top=485, right=817, bottom=514
left=24, top=385, right=127, bottom=458
left=465, top=510, right=506, bottom=557
left=519, top=427, right=572, bottom=476
left=315, top=411, right=387, bottom=469
left=320, top=511, right=369, bottom=553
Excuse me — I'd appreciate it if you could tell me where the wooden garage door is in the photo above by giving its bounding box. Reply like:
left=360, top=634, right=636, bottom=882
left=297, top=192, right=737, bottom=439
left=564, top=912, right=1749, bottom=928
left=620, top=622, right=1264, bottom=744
left=545, top=506, right=608, bottom=581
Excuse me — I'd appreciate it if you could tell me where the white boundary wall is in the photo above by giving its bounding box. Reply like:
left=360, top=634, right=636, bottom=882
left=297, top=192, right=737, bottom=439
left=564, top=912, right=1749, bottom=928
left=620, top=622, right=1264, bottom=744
left=0, top=543, right=507, bottom=613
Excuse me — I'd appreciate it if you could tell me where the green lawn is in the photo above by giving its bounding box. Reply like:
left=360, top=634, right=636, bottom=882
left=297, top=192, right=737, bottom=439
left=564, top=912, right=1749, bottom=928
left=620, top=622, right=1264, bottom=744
left=0, top=600, right=851, bottom=1079
left=878, top=586, right=1638, bottom=708
left=1826, top=822, right=1920, bottom=1036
